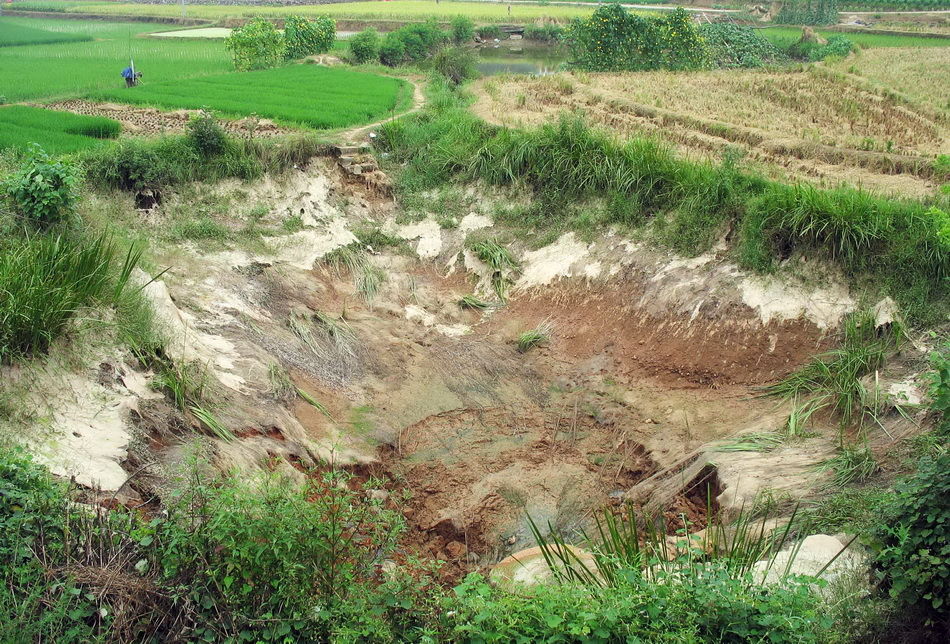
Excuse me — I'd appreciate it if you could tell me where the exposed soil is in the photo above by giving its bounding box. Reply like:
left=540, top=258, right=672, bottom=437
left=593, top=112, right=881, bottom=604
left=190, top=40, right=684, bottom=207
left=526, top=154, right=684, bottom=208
left=42, top=99, right=293, bottom=138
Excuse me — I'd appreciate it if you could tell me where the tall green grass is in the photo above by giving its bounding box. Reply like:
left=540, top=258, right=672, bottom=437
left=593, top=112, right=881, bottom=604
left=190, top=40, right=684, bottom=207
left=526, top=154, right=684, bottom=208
left=0, top=233, right=142, bottom=362
left=0, top=106, right=120, bottom=155
left=380, top=82, right=950, bottom=325
left=0, top=17, right=91, bottom=46
left=90, top=64, right=412, bottom=130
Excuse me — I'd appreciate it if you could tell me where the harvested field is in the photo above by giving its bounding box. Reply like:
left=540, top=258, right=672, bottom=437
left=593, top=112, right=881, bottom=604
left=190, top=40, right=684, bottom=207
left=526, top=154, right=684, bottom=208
left=829, top=45, right=950, bottom=111
left=472, top=68, right=950, bottom=196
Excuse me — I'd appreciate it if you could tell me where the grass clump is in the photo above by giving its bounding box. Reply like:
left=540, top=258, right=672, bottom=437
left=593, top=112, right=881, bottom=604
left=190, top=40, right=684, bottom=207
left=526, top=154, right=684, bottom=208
left=468, top=238, right=518, bottom=300
left=517, top=321, right=552, bottom=353
left=458, top=294, right=491, bottom=310
left=816, top=444, right=879, bottom=488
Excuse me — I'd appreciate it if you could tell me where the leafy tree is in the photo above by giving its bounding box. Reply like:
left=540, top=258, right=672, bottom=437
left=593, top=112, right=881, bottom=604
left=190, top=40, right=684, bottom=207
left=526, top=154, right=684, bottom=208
left=2, top=145, right=77, bottom=228
left=225, top=17, right=285, bottom=71
left=283, top=14, right=335, bottom=60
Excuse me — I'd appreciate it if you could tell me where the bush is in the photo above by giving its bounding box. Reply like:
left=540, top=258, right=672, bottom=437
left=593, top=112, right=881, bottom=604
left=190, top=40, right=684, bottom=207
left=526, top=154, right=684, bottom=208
left=225, top=17, right=285, bottom=71
left=349, top=28, right=381, bottom=64
left=283, top=14, right=335, bottom=59
left=875, top=453, right=950, bottom=617
left=701, top=23, right=786, bottom=68
left=476, top=25, right=502, bottom=40
left=187, top=110, right=228, bottom=157
left=523, top=23, right=565, bottom=43
left=2, top=146, right=77, bottom=228
left=567, top=5, right=709, bottom=72
left=380, top=32, right=407, bottom=66
left=451, top=14, right=475, bottom=44
left=431, top=46, right=478, bottom=86
left=788, top=34, right=855, bottom=61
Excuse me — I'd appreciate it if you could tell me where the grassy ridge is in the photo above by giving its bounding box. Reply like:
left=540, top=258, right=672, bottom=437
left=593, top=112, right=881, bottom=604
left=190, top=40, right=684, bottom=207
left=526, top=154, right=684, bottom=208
left=381, top=83, right=949, bottom=324
left=0, top=18, right=230, bottom=103
left=0, top=17, right=91, bottom=46
left=760, top=26, right=950, bottom=50
left=0, top=106, right=120, bottom=155
left=90, top=65, right=411, bottom=130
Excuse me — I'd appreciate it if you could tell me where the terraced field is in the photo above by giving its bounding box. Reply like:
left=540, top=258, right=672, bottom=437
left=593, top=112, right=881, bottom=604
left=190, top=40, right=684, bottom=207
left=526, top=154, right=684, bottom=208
left=0, top=105, right=120, bottom=154
left=0, top=17, right=91, bottom=46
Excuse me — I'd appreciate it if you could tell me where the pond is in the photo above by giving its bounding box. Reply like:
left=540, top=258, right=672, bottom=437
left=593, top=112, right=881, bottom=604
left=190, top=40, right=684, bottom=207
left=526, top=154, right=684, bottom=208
left=475, top=42, right=569, bottom=76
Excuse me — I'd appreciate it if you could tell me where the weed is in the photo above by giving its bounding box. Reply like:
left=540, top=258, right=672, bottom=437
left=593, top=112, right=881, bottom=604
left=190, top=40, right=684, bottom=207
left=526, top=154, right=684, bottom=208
left=517, top=321, right=553, bottom=353
left=189, top=404, right=235, bottom=442
left=816, top=445, right=879, bottom=488
left=469, top=239, right=517, bottom=300
left=153, top=360, right=208, bottom=410
left=714, top=431, right=784, bottom=452
left=458, top=294, right=491, bottom=310
left=296, top=386, right=334, bottom=420
left=268, top=363, right=295, bottom=401
left=323, top=242, right=387, bottom=303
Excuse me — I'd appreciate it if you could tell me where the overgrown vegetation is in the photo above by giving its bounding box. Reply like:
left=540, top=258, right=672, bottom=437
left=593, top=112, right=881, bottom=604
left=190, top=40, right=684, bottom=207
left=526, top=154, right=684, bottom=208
left=774, top=0, right=840, bottom=26
left=380, top=84, right=949, bottom=324
left=283, top=14, right=335, bottom=60
left=225, top=17, right=285, bottom=71
left=567, top=5, right=708, bottom=72
left=700, top=23, right=786, bottom=69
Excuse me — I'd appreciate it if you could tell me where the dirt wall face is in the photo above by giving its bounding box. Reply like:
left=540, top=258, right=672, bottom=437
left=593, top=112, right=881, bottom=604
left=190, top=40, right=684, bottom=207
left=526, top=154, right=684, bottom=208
left=10, top=157, right=911, bottom=580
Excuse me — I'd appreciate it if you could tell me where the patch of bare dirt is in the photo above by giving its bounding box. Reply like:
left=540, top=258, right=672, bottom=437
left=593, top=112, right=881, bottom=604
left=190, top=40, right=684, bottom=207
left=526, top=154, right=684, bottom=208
left=42, top=100, right=293, bottom=138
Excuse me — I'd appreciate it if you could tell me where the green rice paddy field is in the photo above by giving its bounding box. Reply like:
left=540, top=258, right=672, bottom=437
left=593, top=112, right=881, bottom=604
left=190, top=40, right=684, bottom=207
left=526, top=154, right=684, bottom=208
left=0, top=106, right=120, bottom=155
left=91, top=65, right=412, bottom=130
left=0, top=18, right=91, bottom=46
left=7, top=0, right=604, bottom=23
left=0, top=17, right=231, bottom=102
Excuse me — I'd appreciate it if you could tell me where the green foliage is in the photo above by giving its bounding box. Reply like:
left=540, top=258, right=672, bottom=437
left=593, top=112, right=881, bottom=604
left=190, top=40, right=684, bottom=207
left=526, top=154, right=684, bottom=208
left=349, top=28, right=381, bottom=64
left=0, top=18, right=91, bottom=46
left=929, top=343, right=950, bottom=434
left=2, top=146, right=78, bottom=228
left=476, top=25, right=503, bottom=41
left=0, top=448, right=99, bottom=643
left=0, top=232, right=142, bottom=362
left=157, top=468, right=406, bottom=642
left=0, top=106, right=119, bottom=155
left=283, top=14, right=335, bottom=60
left=225, top=17, right=285, bottom=71
left=874, top=452, right=950, bottom=616
left=431, top=46, right=478, bottom=86
left=186, top=110, right=228, bottom=157
left=92, top=65, right=410, bottom=130
left=451, top=568, right=829, bottom=642
left=523, top=23, right=565, bottom=43
left=379, top=20, right=449, bottom=67
left=788, top=34, right=856, bottom=61
left=567, top=5, right=708, bottom=72
left=450, top=14, right=475, bottom=45
left=517, top=322, right=552, bottom=353
left=700, top=23, right=786, bottom=68
left=775, top=0, right=840, bottom=26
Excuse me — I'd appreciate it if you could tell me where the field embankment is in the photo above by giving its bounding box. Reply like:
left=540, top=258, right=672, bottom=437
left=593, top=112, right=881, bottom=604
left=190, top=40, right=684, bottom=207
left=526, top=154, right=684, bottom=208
left=472, top=67, right=949, bottom=196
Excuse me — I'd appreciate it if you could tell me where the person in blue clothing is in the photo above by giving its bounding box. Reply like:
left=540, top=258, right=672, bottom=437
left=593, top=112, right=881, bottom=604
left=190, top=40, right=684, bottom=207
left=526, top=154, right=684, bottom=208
left=121, top=65, right=142, bottom=88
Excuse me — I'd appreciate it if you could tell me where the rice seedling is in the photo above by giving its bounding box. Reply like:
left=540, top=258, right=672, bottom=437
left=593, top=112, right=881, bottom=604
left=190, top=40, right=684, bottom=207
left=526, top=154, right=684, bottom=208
left=458, top=294, right=491, bottom=310
left=714, top=431, right=784, bottom=453
left=469, top=239, right=518, bottom=301
left=0, top=19, right=91, bottom=46
left=0, top=106, right=120, bottom=154
left=815, top=445, right=879, bottom=488
left=91, top=65, right=411, bottom=130
left=189, top=404, right=235, bottom=442
left=517, top=320, right=553, bottom=353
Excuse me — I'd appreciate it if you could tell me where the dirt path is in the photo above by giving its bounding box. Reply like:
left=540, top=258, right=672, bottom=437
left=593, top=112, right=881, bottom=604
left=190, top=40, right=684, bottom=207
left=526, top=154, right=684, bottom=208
left=340, top=77, right=426, bottom=145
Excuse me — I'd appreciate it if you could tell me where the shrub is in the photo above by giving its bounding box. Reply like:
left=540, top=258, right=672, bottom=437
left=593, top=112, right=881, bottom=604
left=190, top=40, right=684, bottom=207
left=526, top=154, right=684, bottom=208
left=874, top=453, right=950, bottom=617
left=523, top=23, right=565, bottom=43
left=283, top=14, right=335, bottom=59
left=380, top=32, right=407, bottom=66
left=788, top=34, right=855, bottom=61
left=225, top=17, right=285, bottom=71
left=476, top=25, right=502, bottom=40
left=701, top=23, right=786, bottom=68
left=451, top=14, right=475, bottom=44
left=186, top=110, right=228, bottom=157
left=775, top=0, right=839, bottom=26
left=567, top=5, right=709, bottom=72
left=2, top=146, right=77, bottom=228
left=349, top=28, right=381, bottom=64
left=431, top=46, right=478, bottom=86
